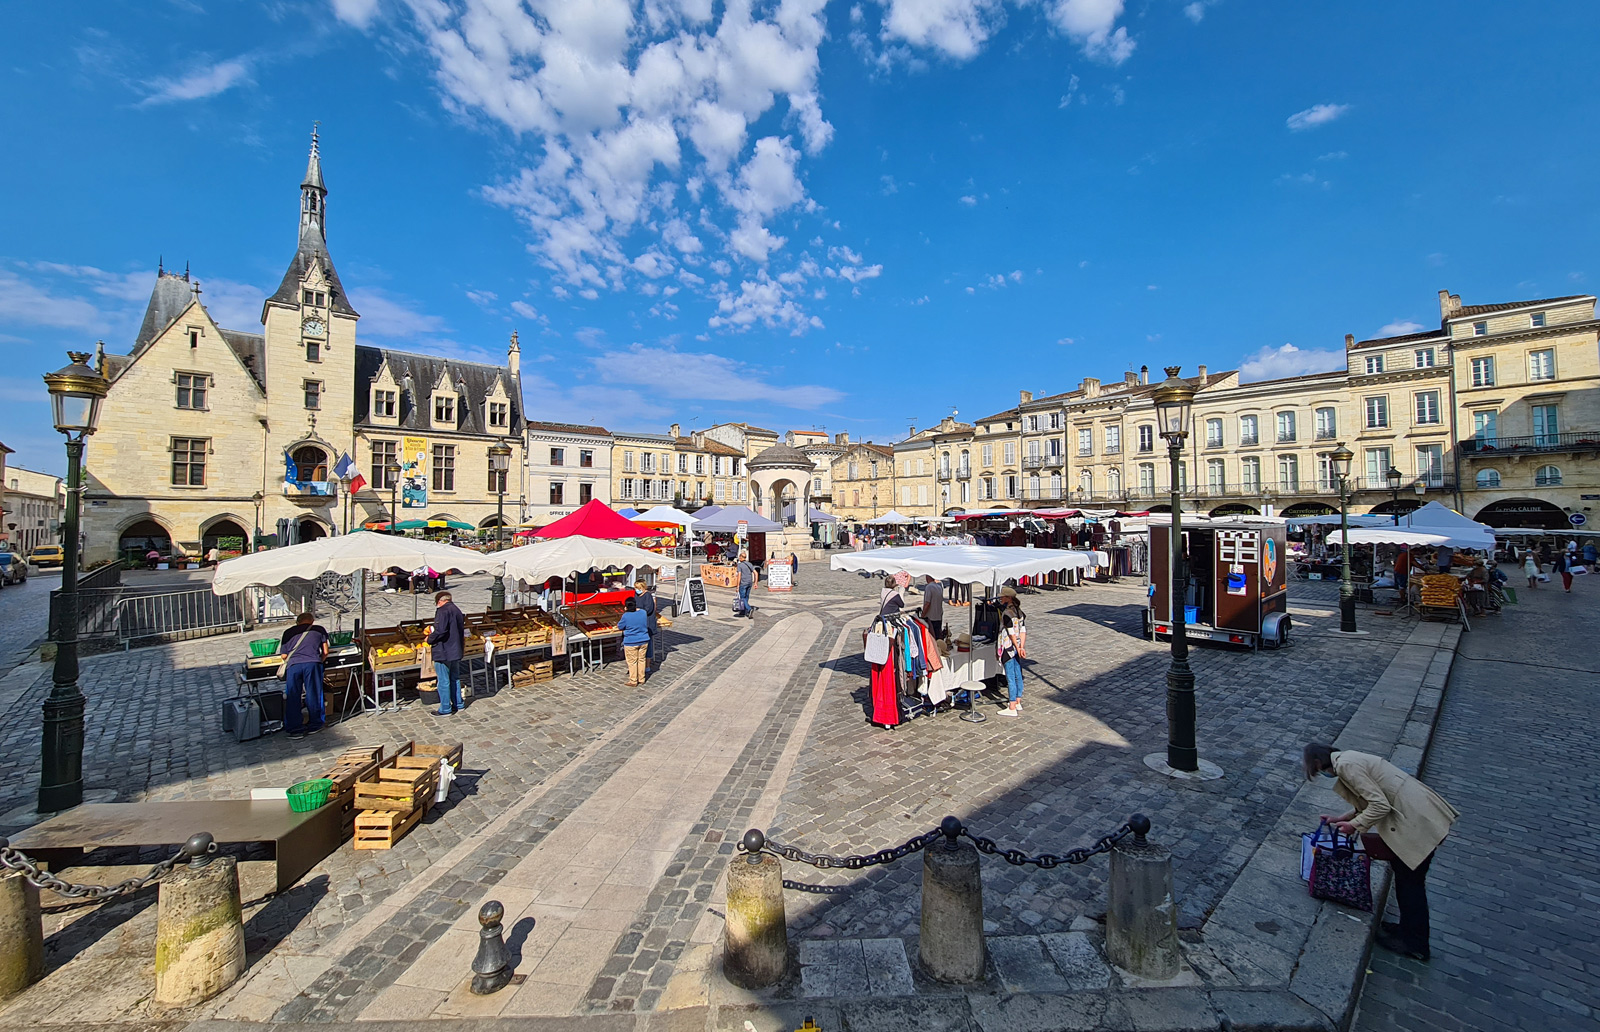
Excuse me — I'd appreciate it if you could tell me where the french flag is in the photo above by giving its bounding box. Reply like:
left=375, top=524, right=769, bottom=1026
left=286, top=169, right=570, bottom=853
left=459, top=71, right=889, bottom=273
left=334, top=452, right=367, bottom=494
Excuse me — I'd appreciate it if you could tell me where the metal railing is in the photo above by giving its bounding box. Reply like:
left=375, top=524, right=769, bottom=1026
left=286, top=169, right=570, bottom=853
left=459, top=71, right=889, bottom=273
left=113, top=589, right=249, bottom=649
left=1459, top=431, right=1600, bottom=455
left=955, top=467, right=972, bottom=479
left=1022, top=456, right=1046, bottom=470
left=937, top=470, right=953, bottom=481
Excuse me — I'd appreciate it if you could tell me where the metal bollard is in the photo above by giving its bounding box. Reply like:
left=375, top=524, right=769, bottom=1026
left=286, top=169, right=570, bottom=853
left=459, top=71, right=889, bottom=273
left=0, top=837, right=45, bottom=1000
left=1105, top=815, right=1180, bottom=979
left=919, top=817, right=985, bottom=984
left=470, top=901, right=514, bottom=994
left=154, top=832, right=247, bottom=1007
left=723, top=830, right=788, bottom=988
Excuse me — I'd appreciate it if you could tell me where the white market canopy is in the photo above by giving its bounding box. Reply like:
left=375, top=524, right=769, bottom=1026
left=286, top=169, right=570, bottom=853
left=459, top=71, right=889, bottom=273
left=692, top=505, right=783, bottom=533
left=864, top=510, right=916, bottom=526
left=211, top=533, right=502, bottom=594
left=633, top=505, right=698, bottom=529
left=498, top=536, right=686, bottom=586
left=1285, top=513, right=1394, bottom=529
left=831, top=545, right=1092, bottom=588
left=1327, top=503, right=1495, bottom=550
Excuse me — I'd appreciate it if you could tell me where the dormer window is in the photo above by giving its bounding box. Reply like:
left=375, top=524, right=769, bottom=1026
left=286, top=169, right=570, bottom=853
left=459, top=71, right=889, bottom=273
left=301, top=289, right=327, bottom=307
left=187, top=327, right=200, bottom=348
left=434, top=395, right=455, bottom=424
left=1364, top=355, right=1384, bottom=374
left=373, top=389, right=396, bottom=418
left=1531, top=312, right=1546, bottom=328
left=488, top=401, right=509, bottom=428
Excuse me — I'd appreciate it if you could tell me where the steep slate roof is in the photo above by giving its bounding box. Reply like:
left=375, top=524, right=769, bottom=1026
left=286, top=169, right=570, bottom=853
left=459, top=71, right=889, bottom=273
left=266, top=225, right=359, bottom=317
left=526, top=420, right=611, bottom=436
left=354, top=346, right=523, bottom=434
left=1456, top=294, right=1587, bottom=318
left=1350, top=328, right=1445, bottom=350
left=134, top=271, right=199, bottom=353
left=219, top=329, right=266, bottom=390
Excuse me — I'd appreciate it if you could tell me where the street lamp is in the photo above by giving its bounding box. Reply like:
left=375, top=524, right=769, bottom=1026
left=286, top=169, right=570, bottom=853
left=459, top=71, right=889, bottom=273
left=39, top=351, right=109, bottom=813
left=251, top=491, right=265, bottom=550
left=1328, top=442, right=1357, bottom=633
left=1385, top=466, right=1403, bottom=526
left=386, top=463, right=402, bottom=532
left=488, top=442, right=512, bottom=612
left=1152, top=366, right=1199, bottom=773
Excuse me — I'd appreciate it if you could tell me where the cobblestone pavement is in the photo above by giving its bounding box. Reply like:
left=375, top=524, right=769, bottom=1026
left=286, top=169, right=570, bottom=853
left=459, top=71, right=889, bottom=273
left=0, top=565, right=52, bottom=675
left=0, top=554, right=1428, bottom=1025
left=1353, top=574, right=1600, bottom=1030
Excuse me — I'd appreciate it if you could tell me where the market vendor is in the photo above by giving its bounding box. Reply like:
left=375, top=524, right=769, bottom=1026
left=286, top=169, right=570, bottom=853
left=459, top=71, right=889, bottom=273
left=278, top=612, right=329, bottom=739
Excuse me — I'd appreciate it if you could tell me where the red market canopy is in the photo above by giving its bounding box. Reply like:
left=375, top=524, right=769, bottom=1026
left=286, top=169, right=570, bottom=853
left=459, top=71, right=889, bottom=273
left=531, top=499, right=655, bottom=540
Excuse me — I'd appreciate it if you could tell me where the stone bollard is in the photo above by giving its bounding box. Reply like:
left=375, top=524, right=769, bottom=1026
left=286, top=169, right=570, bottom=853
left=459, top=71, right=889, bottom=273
left=0, top=842, right=45, bottom=999
left=471, top=901, right=514, bottom=994
left=724, top=830, right=787, bottom=988
left=1105, top=815, right=1180, bottom=980
left=919, top=817, right=985, bottom=984
left=154, top=833, right=246, bottom=1007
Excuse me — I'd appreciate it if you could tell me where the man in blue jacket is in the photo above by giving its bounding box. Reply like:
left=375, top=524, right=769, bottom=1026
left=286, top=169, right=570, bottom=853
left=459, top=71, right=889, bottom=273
left=427, top=591, right=467, bottom=715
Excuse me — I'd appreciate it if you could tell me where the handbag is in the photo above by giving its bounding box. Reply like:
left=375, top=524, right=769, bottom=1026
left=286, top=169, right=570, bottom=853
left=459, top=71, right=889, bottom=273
left=1308, top=824, right=1373, bottom=911
left=864, top=631, right=891, bottom=665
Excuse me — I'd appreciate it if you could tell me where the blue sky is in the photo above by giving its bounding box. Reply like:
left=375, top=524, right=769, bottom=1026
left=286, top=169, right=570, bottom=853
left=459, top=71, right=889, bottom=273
left=4, top=1, right=1598, bottom=475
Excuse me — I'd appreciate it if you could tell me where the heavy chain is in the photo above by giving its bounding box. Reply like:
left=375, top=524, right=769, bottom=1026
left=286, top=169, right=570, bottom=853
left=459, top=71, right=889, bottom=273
left=0, top=833, right=214, bottom=900
left=743, top=814, right=1148, bottom=872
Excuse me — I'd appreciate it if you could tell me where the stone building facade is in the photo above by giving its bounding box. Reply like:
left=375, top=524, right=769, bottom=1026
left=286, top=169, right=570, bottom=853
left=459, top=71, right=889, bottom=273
left=828, top=443, right=896, bottom=522
left=525, top=420, right=612, bottom=526
left=82, top=132, right=524, bottom=564
left=3, top=467, right=65, bottom=553
left=610, top=426, right=745, bottom=509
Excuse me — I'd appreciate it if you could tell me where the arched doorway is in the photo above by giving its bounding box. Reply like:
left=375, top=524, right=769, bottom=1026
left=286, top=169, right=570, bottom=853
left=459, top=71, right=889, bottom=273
left=1209, top=502, right=1260, bottom=517
left=119, top=518, right=171, bottom=561
left=1473, top=497, right=1569, bottom=530
left=297, top=517, right=328, bottom=542
left=201, top=517, right=250, bottom=557
left=1281, top=502, right=1339, bottom=518
left=292, top=445, right=329, bottom=482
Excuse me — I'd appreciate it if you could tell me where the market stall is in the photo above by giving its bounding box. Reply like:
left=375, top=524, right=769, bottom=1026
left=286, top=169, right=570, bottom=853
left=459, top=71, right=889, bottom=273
left=691, top=505, right=782, bottom=572
left=831, top=546, right=1093, bottom=728
left=1147, top=517, right=1290, bottom=650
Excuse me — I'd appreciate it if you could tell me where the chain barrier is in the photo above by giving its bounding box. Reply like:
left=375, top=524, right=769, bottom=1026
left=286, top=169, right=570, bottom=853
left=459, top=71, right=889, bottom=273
left=0, top=832, right=216, bottom=900
left=742, top=814, right=1149, bottom=872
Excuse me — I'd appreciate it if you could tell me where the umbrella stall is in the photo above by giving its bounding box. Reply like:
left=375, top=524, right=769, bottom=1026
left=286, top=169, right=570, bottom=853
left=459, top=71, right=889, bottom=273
left=831, top=546, right=1093, bottom=727
left=690, top=506, right=782, bottom=585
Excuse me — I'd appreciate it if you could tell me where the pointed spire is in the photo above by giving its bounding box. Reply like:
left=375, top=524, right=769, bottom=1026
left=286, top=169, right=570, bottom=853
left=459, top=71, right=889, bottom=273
left=507, top=329, right=521, bottom=376
left=302, top=121, right=325, bottom=191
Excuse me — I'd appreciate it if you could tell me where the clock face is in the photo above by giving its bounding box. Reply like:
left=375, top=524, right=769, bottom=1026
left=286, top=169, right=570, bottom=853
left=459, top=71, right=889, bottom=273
left=302, top=317, right=326, bottom=337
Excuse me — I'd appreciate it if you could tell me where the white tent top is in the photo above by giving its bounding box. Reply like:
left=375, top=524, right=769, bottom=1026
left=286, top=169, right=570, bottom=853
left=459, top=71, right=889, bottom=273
left=1326, top=528, right=1457, bottom=549
left=211, top=533, right=501, bottom=594
left=498, top=536, right=685, bottom=586
left=1397, top=501, right=1496, bottom=548
left=864, top=510, right=916, bottom=525
left=692, top=505, right=783, bottom=533
left=1285, top=513, right=1394, bottom=529
left=831, top=545, right=1092, bottom=587
left=633, top=505, right=698, bottom=529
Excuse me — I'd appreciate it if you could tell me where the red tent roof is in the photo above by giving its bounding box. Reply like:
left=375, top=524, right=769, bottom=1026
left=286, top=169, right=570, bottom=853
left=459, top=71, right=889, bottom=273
left=532, top=499, right=654, bottom=540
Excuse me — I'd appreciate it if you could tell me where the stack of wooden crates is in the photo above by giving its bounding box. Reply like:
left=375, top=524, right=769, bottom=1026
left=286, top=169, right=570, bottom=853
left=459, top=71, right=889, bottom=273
left=334, top=740, right=465, bottom=850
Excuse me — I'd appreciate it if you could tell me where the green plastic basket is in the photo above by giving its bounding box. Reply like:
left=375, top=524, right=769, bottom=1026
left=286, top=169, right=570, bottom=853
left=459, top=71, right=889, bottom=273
left=286, top=778, right=333, bottom=812
left=248, top=637, right=281, bottom=658
left=330, top=631, right=354, bottom=646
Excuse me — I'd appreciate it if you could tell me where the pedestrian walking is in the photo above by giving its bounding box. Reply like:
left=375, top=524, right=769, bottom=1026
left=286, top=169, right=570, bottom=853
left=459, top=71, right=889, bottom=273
left=618, top=596, right=650, bottom=686
left=278, top=612, right=328, bottom=739
left=427, top=590, right=467, bottom=715
left=1554, top=550, right=1572, bottom=592
left=920, top=574, right=944, bottom=639
left=736, top=554, right=757, bottom=616
left=997, top=608, right=1026, bottom=716
left=1303, top=743, right=1459, bottom=962
left=634, top=578, right=659, bottom=670
left=789, top=551, right=799, bottom=587
left=1523, top=551, right=1540, bottom=589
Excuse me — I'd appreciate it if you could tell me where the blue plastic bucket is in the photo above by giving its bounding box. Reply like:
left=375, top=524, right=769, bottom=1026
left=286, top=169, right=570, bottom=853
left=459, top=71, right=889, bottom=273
left=1184, top=605, right=1200, bottom=624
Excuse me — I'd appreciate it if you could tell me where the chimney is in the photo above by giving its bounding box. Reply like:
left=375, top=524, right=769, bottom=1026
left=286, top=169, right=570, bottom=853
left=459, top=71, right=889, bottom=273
left=1345, top=333, right=1355, bottom=349
left=1080, top=377, right=1101, bottom=398
left=1196, top=364, right=1207, bottom=382
left=836, top=431, right=850, bottom=445
left=669, top=423, right=681, bottom=438
left=1020, top=390, right=1033, bottom=403
left=507, top=329, right=521, bottom=376
left=1125, top=370, right=1138, bottom=385
left=1140, top=365, right=1149, bottom=384
left=1438, top=290, right=1462, bottom=319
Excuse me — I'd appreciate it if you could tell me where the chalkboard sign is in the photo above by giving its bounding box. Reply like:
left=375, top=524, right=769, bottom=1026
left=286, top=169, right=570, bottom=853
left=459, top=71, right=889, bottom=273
left=681, top=576, right=708, bottom=618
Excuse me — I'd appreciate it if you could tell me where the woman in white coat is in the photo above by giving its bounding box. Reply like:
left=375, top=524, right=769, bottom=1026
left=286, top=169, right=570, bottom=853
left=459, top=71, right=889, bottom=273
left=1304, top=743, right=1460, bottom=961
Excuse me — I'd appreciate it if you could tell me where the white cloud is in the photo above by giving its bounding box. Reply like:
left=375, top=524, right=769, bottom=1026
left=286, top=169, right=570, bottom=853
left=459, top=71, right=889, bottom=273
left=1042, top=0, right=1135, bottom=64
left=0, top=269, right=114, bottom=331
left=959, top=194, right=977, bottom=206
left=597, top=342, right=841, bottom=407
left=331, top=0, right=381, bottom=29
left=708, top=272, right=824, bottom=335
left=1239, top=342, right=1344, bottom=381
left=876, top=0, right=1006, bottom=61
left=510, top=300, right=540, bottom=319
left=1183, top=2, right=1207, bottom=22
left=139, top=57, right=252, bottom=106
left=1316, top=150, right=1348, bottom=161
left=345, top=288, right=448, bottom=338
left=1057, top=336, right=1075, bottom=345
left=1286, top=103, right=1351, bottom=131
left=1378, top=320, right=1424, bottom=337
left=465, top=289, right=498, bottom=308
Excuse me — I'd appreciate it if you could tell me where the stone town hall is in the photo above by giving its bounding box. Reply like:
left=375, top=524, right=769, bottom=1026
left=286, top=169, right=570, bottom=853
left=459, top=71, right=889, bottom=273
left=82, top=132, right=525, bottom=565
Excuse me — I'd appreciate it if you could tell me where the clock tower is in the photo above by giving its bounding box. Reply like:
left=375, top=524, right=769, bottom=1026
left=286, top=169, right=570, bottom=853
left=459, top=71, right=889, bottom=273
left=261, top=126, right=359, bottom=518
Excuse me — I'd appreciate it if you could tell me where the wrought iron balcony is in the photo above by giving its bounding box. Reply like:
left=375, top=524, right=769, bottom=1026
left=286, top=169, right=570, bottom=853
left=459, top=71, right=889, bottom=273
left=283, top=479, right=338, bottom=505
left=1044, top=453, right=1066, bottom=466
left=955, top=467, right=972, bottom=480
left=1023, top=456, right=1047, bottom=470
left=1099, top=445, right=1119, bottom=457
left=1458, top=431, right=1600, bottom=456
left=1239, top=434, right=1260, bottom=447
left=1315, top=429, right=1338, bottom=441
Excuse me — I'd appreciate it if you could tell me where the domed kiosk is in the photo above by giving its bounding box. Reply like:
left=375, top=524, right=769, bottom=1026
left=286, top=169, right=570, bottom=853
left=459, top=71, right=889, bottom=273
left=747, top=443, right=818, bottom=554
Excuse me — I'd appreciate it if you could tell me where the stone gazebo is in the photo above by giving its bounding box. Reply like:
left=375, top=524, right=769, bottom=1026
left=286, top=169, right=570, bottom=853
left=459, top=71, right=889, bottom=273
left=746, top=443, right=819, bottom=554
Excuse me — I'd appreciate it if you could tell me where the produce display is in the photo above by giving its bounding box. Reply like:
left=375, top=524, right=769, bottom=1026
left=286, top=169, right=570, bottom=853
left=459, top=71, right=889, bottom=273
left=561, top=603, right=625, bottom=637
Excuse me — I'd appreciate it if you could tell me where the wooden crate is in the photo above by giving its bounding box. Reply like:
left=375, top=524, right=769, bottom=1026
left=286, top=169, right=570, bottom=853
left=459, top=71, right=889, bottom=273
left=414, top=740, right=465, bottom=770
left=353, top=743, right=438, bottom=812
left=353, top=806, right=426, bottom=850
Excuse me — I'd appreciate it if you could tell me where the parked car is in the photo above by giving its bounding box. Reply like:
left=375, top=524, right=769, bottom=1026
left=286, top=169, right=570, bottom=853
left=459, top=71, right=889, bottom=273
left=0, top=551, right=25, bottom=585
left=27, top=545, right=64, bottom=568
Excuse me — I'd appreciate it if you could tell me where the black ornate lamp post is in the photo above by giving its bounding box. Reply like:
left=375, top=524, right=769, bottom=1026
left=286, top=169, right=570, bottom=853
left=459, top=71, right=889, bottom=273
left=1328, top=442, right=1357, bottom=633
left=1152, top=367, right=1198, bottom=773
left=251, top=491, right=265, bottom=550
left=488, top=442, right=511, bottom=611
left=1385, top=465, right=1403, bottom=526
left=39, top=351, right=109, bottom=813
left=387, top=463, right=402, bottom=532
